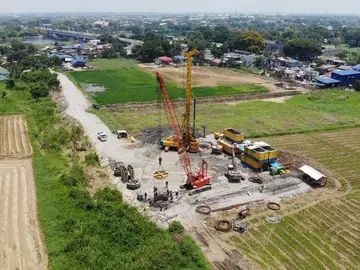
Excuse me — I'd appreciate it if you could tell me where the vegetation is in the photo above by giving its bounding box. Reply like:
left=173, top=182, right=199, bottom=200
left=0, top=81, right=211, bottom=270
left=93, top=91, right=360, bottom=137
left=283, top=38, right=322, bottom=60
left=354, top=80, right=360, bottom=91
left=232, top=128, right=360, bottom=269
left=89, top=58, right=139, bottom=69
left=69, top=68, right=268, bottom=104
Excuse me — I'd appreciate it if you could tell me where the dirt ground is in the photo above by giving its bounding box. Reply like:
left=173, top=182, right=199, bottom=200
left=0, top=159, right=47, bottom=270
left=0, top=115, right=47, bottom=270
left=0, top=115, right=32, bottom=159
left=141, top=65, right=282, bottom=92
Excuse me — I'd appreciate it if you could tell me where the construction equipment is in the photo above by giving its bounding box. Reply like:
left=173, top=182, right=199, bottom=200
left=159, top=49, right=200, bottom=153
left=156, top=72, right=211, bottom=193
left=225, top=144, right=245, bottom=182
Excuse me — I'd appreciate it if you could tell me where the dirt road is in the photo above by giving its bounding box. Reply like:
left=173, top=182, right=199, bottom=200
left=57, top=73, right=138, bottom=165
left=0, top=159, right=47, bottom=270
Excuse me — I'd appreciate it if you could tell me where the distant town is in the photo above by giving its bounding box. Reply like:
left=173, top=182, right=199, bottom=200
left=1, top=13, right=360, bottom=89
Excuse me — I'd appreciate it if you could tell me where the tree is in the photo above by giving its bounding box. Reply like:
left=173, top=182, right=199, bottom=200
left=29, top=82, right=49, bottom=100
left=283, top=38, right=322, bottom=61
left=236, top=31, right=265, bottom=53
left=354, top=80, right=360, bottom=92
left=254, top=56, right=265, bottom=68
left=131, top=45, right=143, bottom=60
left=213, top=25, right=230, bottom=43
left=5, top=78, right=15, bottom=89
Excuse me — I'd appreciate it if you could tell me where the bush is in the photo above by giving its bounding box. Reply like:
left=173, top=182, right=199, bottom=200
left=68, top=189, right=93, bottom=210
left=168, top=221, right=185, bottom=234
left=60, top=164, right=87, bottom=187
left=94, top=187, right=122, bottom=203
left=5, top=78, right=15, bottom=89
left=354, top=80, right=360, bottom=92
left=84, top=152, right=99, bottom=166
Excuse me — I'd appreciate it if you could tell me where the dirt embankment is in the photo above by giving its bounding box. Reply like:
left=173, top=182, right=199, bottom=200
left=0, top=116, right=47, bottom=270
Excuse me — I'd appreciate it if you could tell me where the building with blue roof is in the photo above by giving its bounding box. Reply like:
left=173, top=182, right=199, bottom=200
left=331, top=69, right=360, bottom=86
left=353, top=64, right=360, bottom=71
left=315, top=77, right=340, bottom=88
left=71, top=58, right=88, bottom=67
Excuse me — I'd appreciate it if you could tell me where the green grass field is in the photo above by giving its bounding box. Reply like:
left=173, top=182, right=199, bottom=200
left=69, top=67, right=268, bottom=104
left=93, top=90, right=360, bottom=137
left=230, top=128, right=360, bottom=269
left=89, top=58, right=139, bottom=69
left=0, top=82, right=211, bottom=270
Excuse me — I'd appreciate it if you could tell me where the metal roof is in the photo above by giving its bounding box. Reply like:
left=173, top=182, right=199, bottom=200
left=332, top=69, right=360, bottom=76
left=316, top=77, right=340, bottom=84
left=353, top=64, right=360, bottom=71
left=299, top=165, right=326, bottom=181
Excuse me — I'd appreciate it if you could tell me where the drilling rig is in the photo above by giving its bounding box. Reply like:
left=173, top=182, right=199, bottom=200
left=156, top=72, right=211, bottom=194
left=159, top=49, right=200, bottom=153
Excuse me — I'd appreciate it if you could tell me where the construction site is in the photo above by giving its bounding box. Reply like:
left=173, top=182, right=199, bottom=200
left=95, top=51, right=332, bottom=267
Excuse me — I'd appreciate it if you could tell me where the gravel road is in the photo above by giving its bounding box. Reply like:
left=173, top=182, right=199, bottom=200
left=58, top=73, right=138, bottom=165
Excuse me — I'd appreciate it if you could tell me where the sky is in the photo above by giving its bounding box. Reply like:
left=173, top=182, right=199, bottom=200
left=2, top=0, right=359, bottom=14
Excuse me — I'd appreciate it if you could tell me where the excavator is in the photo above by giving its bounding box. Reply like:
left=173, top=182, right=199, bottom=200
left=159, top=49, right=200, bottom=153
left=225, top=144, right=245, bottom=182
left=156, top=72, right=211, bottom=194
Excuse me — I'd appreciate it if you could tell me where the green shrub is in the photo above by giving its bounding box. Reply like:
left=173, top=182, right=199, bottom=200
left=84, top=152, right=99, bottom=166
left=168, top=221, right=185, bottom=234
left=68, top=189, right=93, bottom=210
left=60, top=164, right=86, bottom=187
left=94, top=187, right=122, bottom=203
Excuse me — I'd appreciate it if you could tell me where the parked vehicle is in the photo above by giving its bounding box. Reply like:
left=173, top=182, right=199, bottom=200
left=97, top=132, right=108, bottom=142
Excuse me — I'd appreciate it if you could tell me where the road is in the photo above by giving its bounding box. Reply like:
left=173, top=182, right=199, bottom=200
left=58, top=73, right=138, bottom=165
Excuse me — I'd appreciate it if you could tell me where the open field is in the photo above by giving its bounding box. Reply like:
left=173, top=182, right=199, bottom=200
left=69, top=67, right=268, bottom=104
left=89, top=58, right=139, bottom=69
left=93, top=90, right=360, bottom=137
left=0, top=115, right=32, bottom=158
left=214, top=127, right=360, bottom=269
left=142, top=65, right=281, bottom=92
left=0, top=159, right=47, bottom=270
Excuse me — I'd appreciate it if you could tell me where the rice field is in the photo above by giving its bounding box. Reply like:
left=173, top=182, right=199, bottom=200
left=228, top=128, right=360, bottom=269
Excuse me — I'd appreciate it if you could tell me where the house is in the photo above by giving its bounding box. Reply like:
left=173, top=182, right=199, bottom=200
left=89, top=39, right=101, bottom=46
left=331, top=69, right=360, bottom=86
left=0, top=67, right=10, bottom=81
left=71, top=58, right=88, bottom=67
left=315, top=77, right=340, bottom=88
left=155, top=56, right=172, bottom=65
left=318, top=64, right=337, bottom=74
left=337, top=65, right=352, bottom=71
left=284, top=59, right=300, bottom=68
left=173, top=55, right=187, bottom=63
left=283, top=69, right=297, bottom=80
left=304, top=68, right=320, bottom=81
left=263, top=40, right=283, bottom=52
left=353, top=64, right=360, bottom=71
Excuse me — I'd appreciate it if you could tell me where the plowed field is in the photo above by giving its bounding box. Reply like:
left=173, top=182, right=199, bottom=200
left=0, top=115, right=32, bottom=158
left=0, top=115, right=47, bottom=270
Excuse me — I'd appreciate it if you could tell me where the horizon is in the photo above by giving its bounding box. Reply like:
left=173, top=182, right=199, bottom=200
left=0, top=0, right=359, bottom=15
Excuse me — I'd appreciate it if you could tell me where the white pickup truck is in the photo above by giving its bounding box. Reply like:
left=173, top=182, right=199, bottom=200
left=97, top=132, right=108, bottom=142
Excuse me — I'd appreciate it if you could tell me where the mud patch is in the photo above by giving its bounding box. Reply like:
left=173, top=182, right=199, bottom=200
left=81, top=83, right=106, bottom=95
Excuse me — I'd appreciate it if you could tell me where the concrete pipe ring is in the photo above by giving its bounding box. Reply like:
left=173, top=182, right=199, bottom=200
left=214, top=220, right=232, bottom=232
left=196, top=205, right=212, bottom=215
left=267, top=202, right=281, bottom=211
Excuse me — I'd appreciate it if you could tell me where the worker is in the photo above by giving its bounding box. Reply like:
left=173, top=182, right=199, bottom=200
left=159, top=157, right=162, bottom=166
left=165, top=181, right=168, bottom=188
left=144, top=192, right=147, bottom=200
